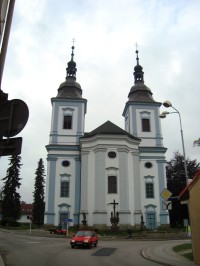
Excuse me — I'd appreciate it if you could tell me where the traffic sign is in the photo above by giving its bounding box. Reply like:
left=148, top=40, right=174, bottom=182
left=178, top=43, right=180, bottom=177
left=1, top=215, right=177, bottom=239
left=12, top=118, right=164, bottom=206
left=162, top=200, right=172, bottom=210
left=0, top=99, right=29, bottom=137
left=160, top=188, right=172, bottom=201
left=65, top=218, right=73, bottom=222
left=0, top=137, right=22, bottom=156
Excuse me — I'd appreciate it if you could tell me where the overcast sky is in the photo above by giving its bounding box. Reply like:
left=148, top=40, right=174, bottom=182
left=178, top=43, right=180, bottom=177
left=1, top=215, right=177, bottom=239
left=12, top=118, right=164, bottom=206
left=1, top=0, right=200, bottom=203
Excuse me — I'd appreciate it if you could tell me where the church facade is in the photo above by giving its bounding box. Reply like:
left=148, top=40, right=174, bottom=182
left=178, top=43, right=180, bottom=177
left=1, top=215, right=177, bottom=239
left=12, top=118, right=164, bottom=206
left=44, top=46, right=169, bottom=229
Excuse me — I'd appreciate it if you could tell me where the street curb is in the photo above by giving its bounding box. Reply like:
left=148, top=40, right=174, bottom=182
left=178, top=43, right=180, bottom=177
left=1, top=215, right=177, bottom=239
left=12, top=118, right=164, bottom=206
left=141, top=249, right=176, bottom=266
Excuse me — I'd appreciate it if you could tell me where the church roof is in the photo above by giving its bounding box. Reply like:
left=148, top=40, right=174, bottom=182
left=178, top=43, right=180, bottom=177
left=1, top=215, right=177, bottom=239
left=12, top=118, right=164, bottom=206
left=57, top=45, right=83, bottom=99
left=82, top=120, right=140, bottom=140
left=128, top=82, right=155, bottom=103
left=179, top=169, right=200, bottom=201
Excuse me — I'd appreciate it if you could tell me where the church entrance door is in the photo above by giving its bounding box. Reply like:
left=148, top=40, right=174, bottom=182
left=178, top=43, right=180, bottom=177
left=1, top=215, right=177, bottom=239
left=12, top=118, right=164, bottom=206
left=60, top=212, right=68, bottom=229
left=146, top=213, right=156, bottom=229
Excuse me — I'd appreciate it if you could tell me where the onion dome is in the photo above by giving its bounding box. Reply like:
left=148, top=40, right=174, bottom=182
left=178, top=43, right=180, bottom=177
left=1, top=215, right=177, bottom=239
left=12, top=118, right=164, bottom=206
left=57, top=46, right=82, bottom=98
left=128, top=50, right=155, bottom=103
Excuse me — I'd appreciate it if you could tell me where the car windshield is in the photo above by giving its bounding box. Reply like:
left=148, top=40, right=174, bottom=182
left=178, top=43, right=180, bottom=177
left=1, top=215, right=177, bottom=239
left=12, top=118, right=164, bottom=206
left=76, top=231, right=92, bottom=237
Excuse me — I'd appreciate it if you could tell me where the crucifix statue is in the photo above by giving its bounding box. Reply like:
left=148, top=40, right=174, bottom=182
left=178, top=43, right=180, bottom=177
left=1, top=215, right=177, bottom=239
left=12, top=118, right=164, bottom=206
left=109, top=199, right=120, bottom=231
left=109, top=199, right=118, bottom=218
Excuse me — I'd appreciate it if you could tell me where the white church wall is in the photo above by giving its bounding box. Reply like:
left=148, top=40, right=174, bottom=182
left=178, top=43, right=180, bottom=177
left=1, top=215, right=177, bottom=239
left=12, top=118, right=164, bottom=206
left=136, top=109, right=156, bottom=137
left=49, top=100, right=86, bottom=146
left=139, top=153, right=168, bottom=228
left=80, top=134, right=141, bottom=228
left=58, top=105, right=78, bottom=134
left=50, top=152, right=81, bottom=225
left=140, top=138, right=157, bottom=146
left=124, top=104, right=164, bottom=148
left=127, top=151, right=135, bottom=213
left=86, top=151, right=95, bottom=226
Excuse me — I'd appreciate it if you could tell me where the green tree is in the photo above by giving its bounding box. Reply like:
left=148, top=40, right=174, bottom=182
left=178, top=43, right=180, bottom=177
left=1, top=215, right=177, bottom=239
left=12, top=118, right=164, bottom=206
left=166, top=151, right=200, bottom=227
left=32, top=158, right=45, bottom=227
left=1, top=155, right=22, bottom=225
left=0, top=187, right=3, bottom=218
left=0, top=186, right=3, bottom=200
left=193, top=138, right=200, bottom=146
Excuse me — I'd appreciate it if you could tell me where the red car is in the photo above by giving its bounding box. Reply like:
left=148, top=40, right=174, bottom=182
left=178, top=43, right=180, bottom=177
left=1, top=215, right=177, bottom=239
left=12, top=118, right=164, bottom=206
left=70, top=230, right=99, bottom=248
left=49, top=227, right=67, bottom=235
left=56, top=228, right=67, bottom=235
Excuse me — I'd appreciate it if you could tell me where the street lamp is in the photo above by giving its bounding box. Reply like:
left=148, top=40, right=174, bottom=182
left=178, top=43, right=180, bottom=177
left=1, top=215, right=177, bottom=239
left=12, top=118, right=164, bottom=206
left=159, top=100, right=189, bottom=184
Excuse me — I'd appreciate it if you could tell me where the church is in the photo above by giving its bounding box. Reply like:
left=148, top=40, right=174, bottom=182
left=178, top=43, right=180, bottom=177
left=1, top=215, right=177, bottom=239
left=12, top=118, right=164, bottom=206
left=44, top=46, right=169, bottom=229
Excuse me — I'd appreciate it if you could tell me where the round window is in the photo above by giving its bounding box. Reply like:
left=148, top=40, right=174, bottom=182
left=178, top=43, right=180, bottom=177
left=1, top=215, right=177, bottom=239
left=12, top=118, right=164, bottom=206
left=62, top=160, right=70, bottom=167
left=108, top=151, right=116, bottom=158
left=145, top=162, right=152, bottom=168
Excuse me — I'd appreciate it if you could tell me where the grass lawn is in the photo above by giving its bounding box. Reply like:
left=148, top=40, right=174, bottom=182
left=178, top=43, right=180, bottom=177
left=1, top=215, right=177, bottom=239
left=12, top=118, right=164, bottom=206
left=173, top=243, right=193, bottom=261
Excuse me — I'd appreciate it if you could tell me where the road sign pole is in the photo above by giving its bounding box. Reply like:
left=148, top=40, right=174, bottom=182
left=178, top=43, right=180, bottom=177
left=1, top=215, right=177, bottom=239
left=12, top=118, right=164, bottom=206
left=66, top=222, right=69, bottom=237
left=29, top=220, right=32, bottom=235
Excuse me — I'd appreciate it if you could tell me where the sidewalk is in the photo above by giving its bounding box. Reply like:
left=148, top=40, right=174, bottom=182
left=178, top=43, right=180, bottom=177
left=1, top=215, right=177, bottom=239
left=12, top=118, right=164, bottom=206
left=142, top=240, right=198, bottom=266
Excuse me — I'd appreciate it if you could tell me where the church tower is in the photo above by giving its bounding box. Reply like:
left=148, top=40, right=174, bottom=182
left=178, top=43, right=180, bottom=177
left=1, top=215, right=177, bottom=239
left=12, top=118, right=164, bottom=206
left=44, top=46, right=87, bottom=227
left=123, top=50, right=168, bottom=228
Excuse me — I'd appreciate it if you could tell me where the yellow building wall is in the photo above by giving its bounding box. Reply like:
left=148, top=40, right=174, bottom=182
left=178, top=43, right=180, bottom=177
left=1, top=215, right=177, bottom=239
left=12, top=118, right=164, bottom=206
left=189, top=174, right=200, bottom=265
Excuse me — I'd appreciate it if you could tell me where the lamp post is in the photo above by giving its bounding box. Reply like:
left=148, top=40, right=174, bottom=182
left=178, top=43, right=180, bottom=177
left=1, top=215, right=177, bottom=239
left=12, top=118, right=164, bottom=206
left=159, top=100, right=189, bottom=184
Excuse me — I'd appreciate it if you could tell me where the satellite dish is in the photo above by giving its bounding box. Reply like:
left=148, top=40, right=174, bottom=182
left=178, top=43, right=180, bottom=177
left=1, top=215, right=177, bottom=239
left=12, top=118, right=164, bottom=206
left=0, top=99, right=29, bottom=137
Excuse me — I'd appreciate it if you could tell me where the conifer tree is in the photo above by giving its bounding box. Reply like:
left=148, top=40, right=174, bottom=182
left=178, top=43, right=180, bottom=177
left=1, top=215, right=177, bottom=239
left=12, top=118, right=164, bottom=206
left=1, top=155, right=22, bottom=225
left=0, top=187, right=3, bottom=200
left=32, top=158, right=45, bottom=226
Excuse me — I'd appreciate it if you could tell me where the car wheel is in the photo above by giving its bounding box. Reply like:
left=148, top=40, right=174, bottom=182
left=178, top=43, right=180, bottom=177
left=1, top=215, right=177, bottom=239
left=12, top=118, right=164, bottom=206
left=88, top=243, right=92, bottom=249
left=94, top=241, right=98, bottom=247
left=71, top=245, right=75, bottom=249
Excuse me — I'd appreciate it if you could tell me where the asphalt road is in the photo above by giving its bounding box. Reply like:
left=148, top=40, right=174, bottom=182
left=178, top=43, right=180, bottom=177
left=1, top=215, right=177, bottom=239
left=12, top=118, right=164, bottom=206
left=0, top=231, right=176, bottom=266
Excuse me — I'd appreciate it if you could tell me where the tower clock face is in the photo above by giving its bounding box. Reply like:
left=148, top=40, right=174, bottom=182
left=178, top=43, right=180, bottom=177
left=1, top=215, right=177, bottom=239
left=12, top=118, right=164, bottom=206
left=108, top=151, right=116, bottom=158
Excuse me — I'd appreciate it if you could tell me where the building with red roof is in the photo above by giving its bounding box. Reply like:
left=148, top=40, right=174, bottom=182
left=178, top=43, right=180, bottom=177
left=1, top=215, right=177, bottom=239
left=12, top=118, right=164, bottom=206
left=179, top=169, right=200, bottom=265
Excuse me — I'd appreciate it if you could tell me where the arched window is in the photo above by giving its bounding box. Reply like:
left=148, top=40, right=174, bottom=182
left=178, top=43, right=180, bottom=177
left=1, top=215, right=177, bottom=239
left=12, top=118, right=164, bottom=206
left=60, top=181, right=70, bottom=197
left=140, top=111, right=151, bottom=132
left=63, top=115, right=72, bottom=129
left=62, top=107, right=74, bottom=129
left=60, top=174, right=70, bottom=197
left=146, top=183, right=154, bottom=198
left=144, top=175, right=154, bottom=198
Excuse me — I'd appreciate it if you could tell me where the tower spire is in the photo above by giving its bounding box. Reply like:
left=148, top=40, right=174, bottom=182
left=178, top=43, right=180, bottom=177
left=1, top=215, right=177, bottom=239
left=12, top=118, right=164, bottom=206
left=136, top=49, right=139, bottom=66
left=66, top=44, right=77, bottom=79
left=135, top=42, right=139, bottom=65
left=127, top=47, right=156, bottom=103
left=71, top=45, right=74, bottom=61
left=133, top=48, right=144, bottom=83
